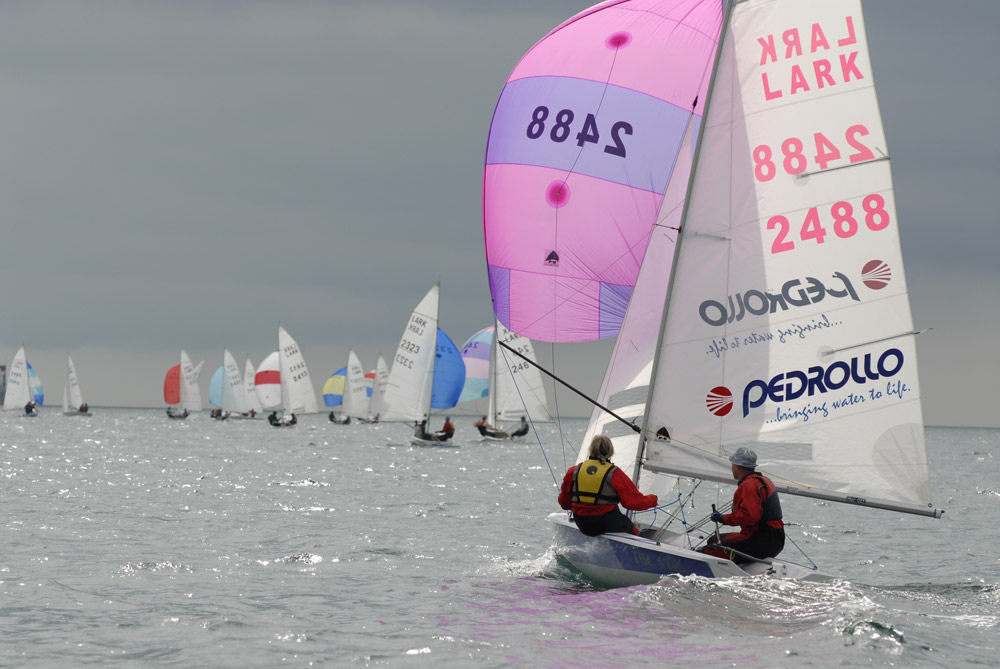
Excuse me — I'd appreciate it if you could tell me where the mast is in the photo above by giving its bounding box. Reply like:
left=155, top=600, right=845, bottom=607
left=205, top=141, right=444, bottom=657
left=632, top=0, right=736, bottom=487
left=488, top=324, right=499, bottom=426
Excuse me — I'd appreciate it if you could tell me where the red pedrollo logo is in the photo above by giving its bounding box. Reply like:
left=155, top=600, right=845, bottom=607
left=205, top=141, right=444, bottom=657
left=706, top=347, right=905, bottom=418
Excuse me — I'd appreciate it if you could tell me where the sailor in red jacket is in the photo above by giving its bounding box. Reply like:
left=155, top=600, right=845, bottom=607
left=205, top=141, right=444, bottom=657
left=703, top=447, right=785, bottom=563
left=558, top=435, right=658, bottom=536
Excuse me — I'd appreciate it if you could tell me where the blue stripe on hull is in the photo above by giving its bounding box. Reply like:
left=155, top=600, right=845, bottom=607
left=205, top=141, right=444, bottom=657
left=552, top=517, right=714, bottom=583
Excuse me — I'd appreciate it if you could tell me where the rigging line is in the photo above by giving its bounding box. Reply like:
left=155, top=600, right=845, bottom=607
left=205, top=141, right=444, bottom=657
left=497, top=340, right=640, bottom=434
left=493, top=319, right=559, bottom=486
left=548, top=341, right=569, bottom=473
left=820, top=328, right=930, bottom=357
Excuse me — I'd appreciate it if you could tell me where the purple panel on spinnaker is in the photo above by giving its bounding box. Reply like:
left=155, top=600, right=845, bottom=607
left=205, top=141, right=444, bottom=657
left=487, top=77, right=691, bottom=195
left=483, top=0, right=723, bottom=343
left=599, top=282, right=633, bottom=338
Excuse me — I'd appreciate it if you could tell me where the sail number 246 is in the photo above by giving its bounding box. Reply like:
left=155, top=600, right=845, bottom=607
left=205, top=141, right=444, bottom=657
left=526, top=106, right=632, bottom=157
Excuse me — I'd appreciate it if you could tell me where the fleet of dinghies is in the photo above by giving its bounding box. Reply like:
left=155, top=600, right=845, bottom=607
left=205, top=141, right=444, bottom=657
left=482, top=0, right=942, bottom=585
left=0, top=305, right=549, bottom=439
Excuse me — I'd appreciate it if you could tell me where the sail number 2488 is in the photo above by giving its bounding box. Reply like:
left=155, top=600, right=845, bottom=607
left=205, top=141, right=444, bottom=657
left=768, top=193, right=889, bottom=254
left=526, top=106, right=632, bottom=157
left=752, top=124, right=875, bottom=181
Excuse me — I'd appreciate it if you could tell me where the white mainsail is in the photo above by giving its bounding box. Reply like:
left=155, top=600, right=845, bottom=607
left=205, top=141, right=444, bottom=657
left=342, top=349, right=368, bottom=420
left=179, top=350, right=202, bottom=412
left=643, top=0, right=935, bottom=516
left=278, top=326, right=318, bottom=415
left=3, top=346, right=30, bottom=411
left=221, top=349, right=248, bottom=414
left=366, top=354, right=389, bottom=420
left=380, top=284, right=439, bottom=422
left=243, top=357, right=263, bottom=414
left=489, top=323, right=551, bottom=424
left=62, top=355, right=86, bottom=413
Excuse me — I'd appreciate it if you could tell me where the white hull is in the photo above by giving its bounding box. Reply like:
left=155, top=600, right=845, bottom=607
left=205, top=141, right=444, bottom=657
left=410, top=437, right=459, bottom=448
left=549, top=512, right=821, bottom=586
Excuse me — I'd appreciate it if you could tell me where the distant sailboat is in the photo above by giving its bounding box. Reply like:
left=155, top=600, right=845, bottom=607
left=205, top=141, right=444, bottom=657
left=4, top=346, right=42, bottom=415
left=324, top=350, right=367, bottom=424
left=380, top=284, right=466, bottom=445
left=254, top=326, right=318, bottom=427
left=242, top=356, right=262, bottom=417
left=62, top=355, right=91, bottom=416
left=164, top=349, right=201, bottom=418
left=460, top=323, right=551, bottom=440
left=208, top=349, right=248, bottom=419
left=362, top=354, right=389, bottom=422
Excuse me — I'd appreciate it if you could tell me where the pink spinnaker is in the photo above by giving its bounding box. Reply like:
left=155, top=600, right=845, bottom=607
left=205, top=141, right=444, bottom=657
left=483, top=0, right=722, bottom=342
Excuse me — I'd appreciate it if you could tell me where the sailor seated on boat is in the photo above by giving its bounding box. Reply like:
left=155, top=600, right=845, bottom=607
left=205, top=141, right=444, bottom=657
left=24, top=401, right=37, bottom=415
left=268, top=411, right=281, bottom=426
left=79, top=403, right=88, bottom=413
left=557, top=435, right=658, bottom=536
left=509, top=416, right=529, bottom=439
left=700, top=447, right=785, bottom=564
left=434, top=417, right=455, bottom=441
left=474, top=416, right=508, bottom=439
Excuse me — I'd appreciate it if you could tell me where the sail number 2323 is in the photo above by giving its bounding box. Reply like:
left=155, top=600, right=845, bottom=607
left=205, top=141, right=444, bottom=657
left=526, top=106, right=632, bottom=157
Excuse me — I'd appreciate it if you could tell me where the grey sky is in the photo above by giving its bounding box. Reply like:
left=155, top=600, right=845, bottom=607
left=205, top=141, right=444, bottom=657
left=1, top=1, right=997, bottom=427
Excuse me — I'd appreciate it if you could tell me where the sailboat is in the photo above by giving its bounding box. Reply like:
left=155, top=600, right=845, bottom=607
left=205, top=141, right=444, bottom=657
left=488, top=0, right=942, bottom=585
left=361, top=354, right=389, bottom=422
left=254, top=326, right=319, bottom=427
left=241, top=356, right=262, bottom=418
left=3, top=346, right=43, bottom=415
left=207, top=350, right=248, bottom=420
left=324, top=350, right=367, bottom=424
left=61, top=355, right=91, bottom=415
left=459, top=323, right=551, bottom=440
left=164, top=350, right=202, bottom=418
left=380, top=284, right=466, bottom=446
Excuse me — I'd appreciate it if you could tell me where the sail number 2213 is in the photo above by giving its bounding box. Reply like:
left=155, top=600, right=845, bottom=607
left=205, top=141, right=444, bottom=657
left=526, top=106, right=632, bottom=157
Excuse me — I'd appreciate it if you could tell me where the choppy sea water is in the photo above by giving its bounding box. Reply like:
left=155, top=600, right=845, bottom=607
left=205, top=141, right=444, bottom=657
left=0, top=410, right=995, bottom=667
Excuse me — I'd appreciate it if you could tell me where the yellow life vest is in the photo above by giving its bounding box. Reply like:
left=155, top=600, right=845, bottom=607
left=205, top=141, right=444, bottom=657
left=571, top=459, right=619, bottom=506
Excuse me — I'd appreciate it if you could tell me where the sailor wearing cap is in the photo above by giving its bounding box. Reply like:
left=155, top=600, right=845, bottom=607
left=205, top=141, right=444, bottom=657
left=702, top=447, right=785, bottom=564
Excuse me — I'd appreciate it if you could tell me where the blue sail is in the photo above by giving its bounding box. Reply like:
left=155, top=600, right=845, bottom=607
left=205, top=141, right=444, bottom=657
left=208, top=366, right=224, bottom=407
left=431, top=328, right=466, bottom=410
left=27, top=362, right=43, bottom=405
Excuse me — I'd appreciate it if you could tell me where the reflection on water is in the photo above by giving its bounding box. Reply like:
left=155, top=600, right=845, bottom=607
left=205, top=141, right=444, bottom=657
left=0, top=412, right=995, bottom=667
